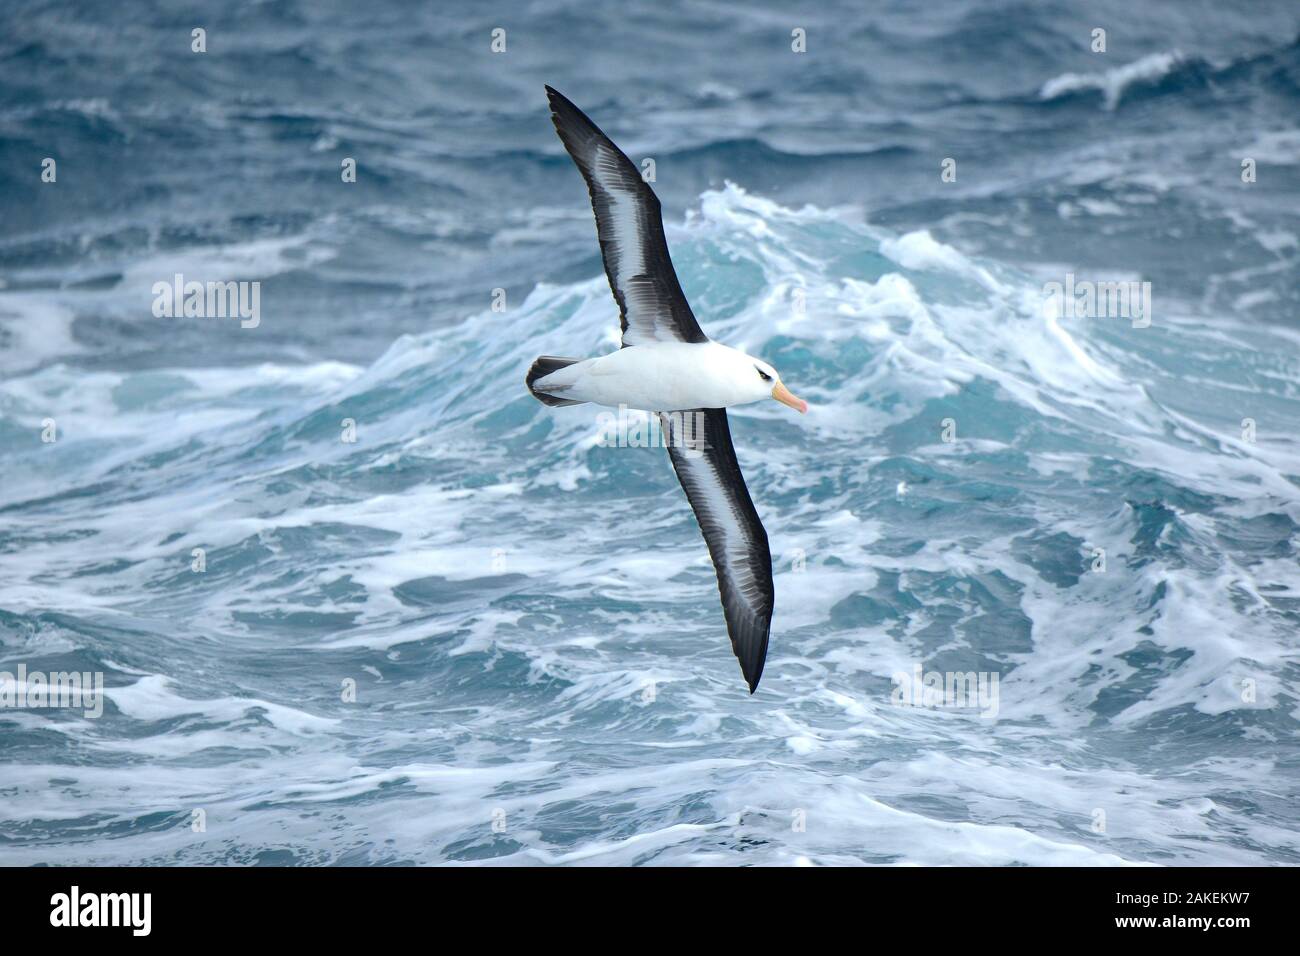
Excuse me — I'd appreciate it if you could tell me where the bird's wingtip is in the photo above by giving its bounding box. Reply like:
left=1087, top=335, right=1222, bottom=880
left=544, top=85, right=573, bottom=119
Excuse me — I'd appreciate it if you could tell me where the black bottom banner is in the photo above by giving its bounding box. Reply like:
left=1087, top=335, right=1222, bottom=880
left=0, top=865, right=1283, bottom=941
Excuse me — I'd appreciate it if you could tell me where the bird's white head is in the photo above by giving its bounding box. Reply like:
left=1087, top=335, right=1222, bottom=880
left=719, top=347, right=808, bottom=413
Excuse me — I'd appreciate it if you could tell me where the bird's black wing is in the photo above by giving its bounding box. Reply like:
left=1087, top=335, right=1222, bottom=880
left=658, top=407, right=773, bottom=692
left=546, top=85, right=708, bottom=347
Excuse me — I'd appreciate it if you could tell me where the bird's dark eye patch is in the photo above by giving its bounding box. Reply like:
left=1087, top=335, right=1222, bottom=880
left=756, top=367, right=772, bottom=382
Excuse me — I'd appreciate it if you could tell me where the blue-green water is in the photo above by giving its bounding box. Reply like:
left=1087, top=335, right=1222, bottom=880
left=1, top=0, right=1297, bottom=865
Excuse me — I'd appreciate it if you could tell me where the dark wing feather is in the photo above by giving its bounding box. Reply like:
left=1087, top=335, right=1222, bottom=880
left=546, top=85, right=707, bottom=347
left=658, top=408, right=774, bottom=693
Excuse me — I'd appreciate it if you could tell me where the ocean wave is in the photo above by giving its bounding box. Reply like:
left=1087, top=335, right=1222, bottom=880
left=1039, top=51, right=1192, bottom=110
left=2, top=182, right=1297, bottom=864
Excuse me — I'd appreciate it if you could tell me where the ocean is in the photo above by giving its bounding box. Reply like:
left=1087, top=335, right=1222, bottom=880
left=1, top=0, right=1298, bottom=865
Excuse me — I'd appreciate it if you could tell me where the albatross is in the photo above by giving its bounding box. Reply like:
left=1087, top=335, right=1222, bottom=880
left=526, top=86, right=808, bottom=693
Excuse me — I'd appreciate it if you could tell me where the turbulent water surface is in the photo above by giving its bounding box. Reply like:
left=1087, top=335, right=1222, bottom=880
left=1, top=1, right=1298, bottom=865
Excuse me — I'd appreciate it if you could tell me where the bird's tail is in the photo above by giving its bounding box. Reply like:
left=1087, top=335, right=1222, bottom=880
left=526, top=355, right=587, bottom=407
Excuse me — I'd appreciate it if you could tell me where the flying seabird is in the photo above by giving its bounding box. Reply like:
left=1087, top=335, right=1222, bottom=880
left=527, top=86, right=808, bottom=694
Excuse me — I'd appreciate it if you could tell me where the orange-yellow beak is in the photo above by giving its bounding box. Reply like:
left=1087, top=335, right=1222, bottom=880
left=772, top=381, right=808, bottom=414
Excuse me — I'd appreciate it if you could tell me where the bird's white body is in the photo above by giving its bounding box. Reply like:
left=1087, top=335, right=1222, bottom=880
left=534, top=341, right=777, bottom=412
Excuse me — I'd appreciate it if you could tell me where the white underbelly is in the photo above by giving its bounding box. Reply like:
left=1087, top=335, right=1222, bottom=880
left=565, top=342, right=743, bottom=411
